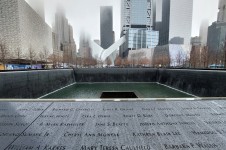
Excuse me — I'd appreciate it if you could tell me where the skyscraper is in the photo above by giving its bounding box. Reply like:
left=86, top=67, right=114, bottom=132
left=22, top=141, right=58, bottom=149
left=206, top=0, right=226, bottom=65
left=121, top=0, right=152, bottom=35
left=54, top=6, right=70, bottom=52
left=191, top=36, right=202, bottom=46
left=159, top=0, right=170, bottom=45
left=53, top=6, right=76, bottom=63
left=159, top=0, right=193, bottom=46
left=152, top=0, right=163, bottom=31
left=207, top=22, right=226, bottom=52
left=0, top=0, right=52, bottom=60
left=79, top=32, right=91, bottom=59
left=199, top=20, right=209, bottom=46
left=25, top=0, right=45, bottom=20
left=218, top=0, right=226, bottom=22
left=120, top=0, right=159, bottom=58
left=100, top=6, right=114, bottom=49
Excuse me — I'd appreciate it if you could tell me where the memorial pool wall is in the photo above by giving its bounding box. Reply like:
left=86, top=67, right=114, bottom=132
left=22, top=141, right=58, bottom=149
left=0, top=68, right=226, bottom=98
left=158, top=69, right=226, bottom=97
left=0, top=69, right=75, bottom=98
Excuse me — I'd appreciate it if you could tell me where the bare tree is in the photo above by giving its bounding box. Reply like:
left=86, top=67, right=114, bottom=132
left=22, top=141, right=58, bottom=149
left=49, top=53, right=63, bottom=68
left=63, top=45, right=70, bottom=67
left=215, top=50, right=221, bottom=65
left=14, top=48, right=23, bottom=63
left=91, top=58, right=97, bottom=67
left=152, top=49, right=171, bottom=68
left=130, top=53, right=136, bottom=67
left=43, top=46, right=50, bottom=63
left=106, top=57, right=112, bottom=66
left=39, top=46, right=50, bottom=64
left=139, top=57, right=150, bottom=67
left=82, top=57, right=98, bottom=68
left=129, top=52, right=145, bottom=67
left=0, top=42, right=10, bottom=69
left=190, top=46, right=200, bottom=68
left=176, top=51, right=184, bottom=67
left=135, top=52, right=145, bottom=67
left=49, top=53, right=57, bottom=68
left=115, top=56, right=122, bottom=67
left=27, top=45, right=36, bottom=68
left=201, top=46, right=209, bottom=68
left=122, top=58, right=130, bottom=67
left=99, top=60, right=105, bottom=68
left=153, top=53, right=163, bottom=67
left=76, top=57, right=82, bottom=68
left=39, top=51, right=45, bottom=62
left=190, top=46, right=209, bottom=68
left=184, top=50, right=191, bottom=68
left=224, top=42, right=226, bottom=68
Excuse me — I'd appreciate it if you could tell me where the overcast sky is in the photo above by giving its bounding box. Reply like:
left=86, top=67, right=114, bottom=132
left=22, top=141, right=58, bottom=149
left=44, top=0, right=219, bottom=47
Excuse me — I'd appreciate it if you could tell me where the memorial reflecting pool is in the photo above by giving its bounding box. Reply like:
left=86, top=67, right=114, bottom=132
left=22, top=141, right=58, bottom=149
left=43, top=83, right=193, bottom=99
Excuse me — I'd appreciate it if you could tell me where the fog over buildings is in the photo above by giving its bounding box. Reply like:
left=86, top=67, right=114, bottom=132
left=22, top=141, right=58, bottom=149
left=0, top=0, right=222, bottom=69
left=199, top=20, right=209, bottom=46
left=159, top=0, right=194, bottom=45
left=25, top=0, right=45, bottom=20
left=100, top=6, right=114, bottom=49
left=42, top=0, right=218, bottom=47
left=218, top=0, right=226, bottom=22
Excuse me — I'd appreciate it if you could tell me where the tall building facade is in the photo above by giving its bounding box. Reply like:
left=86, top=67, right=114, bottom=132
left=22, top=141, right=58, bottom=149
left=191, top=36, right=202, bottom=46
left=159, top=0, right=170, bottom=45
left=199, top=20, right=209, bottom=46
left=152, top=0, right=163, bottom=31
left=25, top=0, right=45, bottom=20
left=100, top=6, right=114, bottom=49
left=53, top=6, right=76, bottom=64
left=205, top=0, right=226, bottom=66
left=218, top=0, right=226, bottom=22
left=120, top=0, right=159, bottom=58
left=54, top=7, right=70, bottom=52
left=79, top=32, right=91, bottom=59
left=0, top=0, right=52, bottom=60
left=126, top=29, right=159, bottom=50
left=121, top=0, right=152, bottom=35
left=159, top=0, right=193, bottom=46
left=64, top=25, right=76, bottom=64
left=207, top=22, right=226, bottom=52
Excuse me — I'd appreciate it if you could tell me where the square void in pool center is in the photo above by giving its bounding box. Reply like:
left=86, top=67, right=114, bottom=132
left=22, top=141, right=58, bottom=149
left=42, top=83, right=193, bottom=99
left=100, top=92, right=138, bottom=98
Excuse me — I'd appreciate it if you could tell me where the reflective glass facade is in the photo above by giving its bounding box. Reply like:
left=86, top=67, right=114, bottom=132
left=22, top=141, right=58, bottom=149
left=130, top=0, right=147, bottom=25
left=159, top=0, right=193, bottom=45
left=120, top=0, right=159, bottom=58
left=127, top=28, right=159, bottom=50
left=121, top=0, right=151, bottom=35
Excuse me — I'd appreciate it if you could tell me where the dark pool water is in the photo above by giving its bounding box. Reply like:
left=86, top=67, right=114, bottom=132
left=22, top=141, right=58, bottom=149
left=43, top=83, right=193, bottom=99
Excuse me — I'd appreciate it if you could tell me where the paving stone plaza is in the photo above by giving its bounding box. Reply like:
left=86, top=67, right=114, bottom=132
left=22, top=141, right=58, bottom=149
left=1, top=100, right=226, bottom=149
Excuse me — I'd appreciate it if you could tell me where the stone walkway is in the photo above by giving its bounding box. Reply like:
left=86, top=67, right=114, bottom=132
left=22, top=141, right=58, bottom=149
left=0, top=100, right=226, bottom=150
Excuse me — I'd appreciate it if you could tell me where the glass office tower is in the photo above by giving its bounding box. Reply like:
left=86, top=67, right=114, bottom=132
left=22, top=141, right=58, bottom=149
left=100, top=6, right=114, bottom=49
left=127, top=28, right=159, bottom=50
left=159, top=0, right=193, bottom=46
left=120, top=0, right=159, bottom=57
